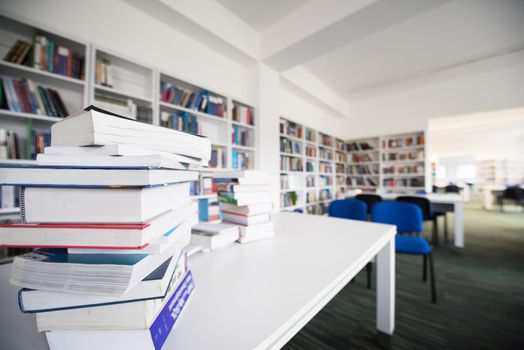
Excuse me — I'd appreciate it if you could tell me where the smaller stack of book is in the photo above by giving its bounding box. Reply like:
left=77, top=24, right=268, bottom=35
left=214, top=170, right=275, bottom=243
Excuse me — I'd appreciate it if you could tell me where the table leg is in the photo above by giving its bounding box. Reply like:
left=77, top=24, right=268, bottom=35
left=454, top=202, right=464, bottom=248
left=377, top=237, right=395, bottom=335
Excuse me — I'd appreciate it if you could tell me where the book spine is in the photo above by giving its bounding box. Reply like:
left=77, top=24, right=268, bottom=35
left=149, top=271, right=194, bottom=350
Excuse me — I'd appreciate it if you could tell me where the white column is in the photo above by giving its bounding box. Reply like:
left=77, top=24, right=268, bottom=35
left=454, top=202, right=464, bottom=247
left=255, top=63, right=281, bottom=212
left=376, top=236, right=395, bottom=335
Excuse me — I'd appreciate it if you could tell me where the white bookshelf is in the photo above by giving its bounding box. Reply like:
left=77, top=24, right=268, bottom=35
left=279, top=117, right=345, bottom=215
left=346, top=132, right=427, bottom=194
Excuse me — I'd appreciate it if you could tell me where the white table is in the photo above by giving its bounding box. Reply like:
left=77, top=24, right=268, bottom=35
left=0, top=213, right=396, bottom=350
left=380, top=193, right=465, bottom=248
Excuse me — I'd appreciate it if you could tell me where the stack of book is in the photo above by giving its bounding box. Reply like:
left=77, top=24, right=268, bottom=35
left=0, top=106, right=212, bottom=350
left=190, top=222, right=240, bottom=251
left=213, top=171, right=275, bottom=243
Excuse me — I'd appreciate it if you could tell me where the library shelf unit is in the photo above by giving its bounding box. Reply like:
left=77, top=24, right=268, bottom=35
left=279, top=117, right=348, bottom=215
left=0, top=15, right=257, bottom=218
left=346, top=131, right=428, bottom=194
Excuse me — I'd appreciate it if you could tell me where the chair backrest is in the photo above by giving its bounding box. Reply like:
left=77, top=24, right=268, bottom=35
left=396, top=196, right=433, bottom=220
left=503, top=187, right=524, bottom=200
left=445, top=184, right=460, bottom=193
left=328, top=199, right=367, bottom=221
left=355, top=194, right=383, bottom=214
left=371, top=201, right=423, bottom=234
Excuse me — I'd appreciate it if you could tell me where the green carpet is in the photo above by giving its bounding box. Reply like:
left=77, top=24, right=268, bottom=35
left=283, top=197, right=524, bottom=350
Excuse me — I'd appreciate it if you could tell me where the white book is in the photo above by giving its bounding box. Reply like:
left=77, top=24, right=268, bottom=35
left=220, top=202, right=273, bottom=216
left=229, top=183, right=271, bottom=192
left=37, top=154, right=190, bottom=170
left=10, top=235, right=188, bottom=297
left=22, top=183, right=190, bottom=224
left=0, top=201, right=196, bottom=249
left=18, top=251, right=185, bottom=313
left=67, top=212, right=198, bottom=255
left=44, top=271, right=194, bottom=350
left=35, top=265, right=189, bottom=332
left=218, top=191, right=272, bottom=206
left=238, top=229, right=275, bottom=243
left=44, top=145, right=208, bottom=166
left=222, top=212, right=270, bottom=226
left=0, top=165, right=198, bottom=187
left=51, top=106, right=211, bottom=160
left=239, top=221, right=274, bottom=236
left=191, top=222, right=239, bottom=251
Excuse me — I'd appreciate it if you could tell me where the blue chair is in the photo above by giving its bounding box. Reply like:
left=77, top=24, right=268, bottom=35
left=328, top=199, right=367, bottom=220
left=372, top=201, right=437, bottom=303
left=329, top=199, right=373, bottom=289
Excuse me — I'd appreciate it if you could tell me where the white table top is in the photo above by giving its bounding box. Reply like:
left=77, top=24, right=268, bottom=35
left=166, top=212, right=395, bottom=350
left=0, top=212, right=395, bottom=350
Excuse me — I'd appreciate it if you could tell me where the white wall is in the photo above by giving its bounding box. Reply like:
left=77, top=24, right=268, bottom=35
left=0, top=0, right=256, bottom=104
left=347, top=51, right=524, bottom=139
left=279, top=86, right=352, bottom=139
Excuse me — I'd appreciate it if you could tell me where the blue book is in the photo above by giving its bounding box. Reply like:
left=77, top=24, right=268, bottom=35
left=44, top=271, right=194, bottom=350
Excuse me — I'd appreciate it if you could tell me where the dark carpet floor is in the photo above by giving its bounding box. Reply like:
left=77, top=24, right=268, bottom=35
left=283, top=197, right=524, bottom=350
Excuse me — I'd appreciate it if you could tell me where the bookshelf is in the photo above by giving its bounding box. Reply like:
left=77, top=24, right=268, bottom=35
left=346, top=131, right=427, bottom=194
left=0, top=15, right=258, bottom=218
left=346, top=137, right=380, bottom=192
left=279, top=117, right=346, bottom=215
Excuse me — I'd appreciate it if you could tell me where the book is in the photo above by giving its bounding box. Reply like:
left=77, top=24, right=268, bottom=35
left=216, top=183, right=271, bottom=193
left=43, top=145, right=208, bottom=166
left=220, top=202, right=273, bottom=216
left=239, top=221, right=274, bottom=236
left=218, top=191, right=272, bottom=206
left=190, top=222, right=239, bottom=250
left=44, top=271, right=193, bottom=350
left=18, top=251, right=185, bottom=313
left=222, top=212, right=270, bottom=226
left=238, top=229, right=275, bottom=243
left=20, top=183, right=191, bottom=224
left=36, top=154, right=190, bottom=170
left=67, top=211, right=198, bottom=255
left=10, top=237, right=185, bottom=297
left=0, top=164, right=198, bottom=187
left=212, top=170, right=267, bottom=180
left=50, top=106, right=211, bottom=161
left=0, top=201, right=197, bottom=249
left=37, top=269, right=193, bottom=332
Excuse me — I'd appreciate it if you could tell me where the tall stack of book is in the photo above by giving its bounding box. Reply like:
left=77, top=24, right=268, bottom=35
left=213, top=171, right=275, bottom=243
left=0, top=106, right=211, bottom=350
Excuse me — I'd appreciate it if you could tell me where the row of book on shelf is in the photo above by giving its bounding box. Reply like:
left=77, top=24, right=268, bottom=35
left=0, top=128, right=51, bottom=160
left=0, top=106, right=273, bottom=350
left=383, top=135, right=424, bottom=149
left=232, top=104, right=254, bottom=126
left=4, top=37, right=84, bottom=80
left=280, top=137, right=301, bottom=155
left=160, top=80, right=226, bottom=118
left=1, top=77, right=69, bottom=117
left=232, top=125, right=253, bottom=147
left=95, top=93, right=152, bottom=123
left=95, top=58, right=113, bottom=87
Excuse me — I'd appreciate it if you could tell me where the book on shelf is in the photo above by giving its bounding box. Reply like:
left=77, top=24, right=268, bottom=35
left=95, top=58, right=112, bottom=87
left=18, top=252, right=185, bottom=313
left=346, top=141, right=375, bottom=152
left=160, top=80, right=226, bottom=118
left=232, top=149, right=251, bottom=170
left=232, top=125, right=252, bottom=147
left=305, top=128, right=315, bottom=142
left=190, top=222, right=239, bottom=250
left=279, top=119, right=302, bottom=139
left=0, top=128, right=19, bottom=159
left=232, top=104, right=254, bottom=126
left=210, top=147, right=226, bottom=168
left=50, top=106, right=211, bottom=161
left=160, top=110, right=200, bottom=135
left=30, top=130, right=51, bottom=159
left=44, top=271, right=194, bottom=350
left=3, top=35, right=84, bottom=79
left=1, top=77, right=69, bottom=117
left=280, top=136, right=302, bottom=155
left=281, top=155, right=303, bottom=172
left=280, top=191, right=299, bottom=208
left=94, top=94, right=151, bottom=123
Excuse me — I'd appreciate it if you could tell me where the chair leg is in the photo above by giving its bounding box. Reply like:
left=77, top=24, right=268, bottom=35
left=432, top=217, right=439, bottom=246
left=423, top=254, right=427, bottom=282
left=428, top=251, right=437, bottom=304
left=443, top=214, right=449, bottom=244
left=366, top=262, right=372, bottom=289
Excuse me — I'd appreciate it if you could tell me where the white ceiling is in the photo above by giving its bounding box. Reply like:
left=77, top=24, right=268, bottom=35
left=303, top=0, right=524, bottom=100
left=216, top=0, right=310, bottom=31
